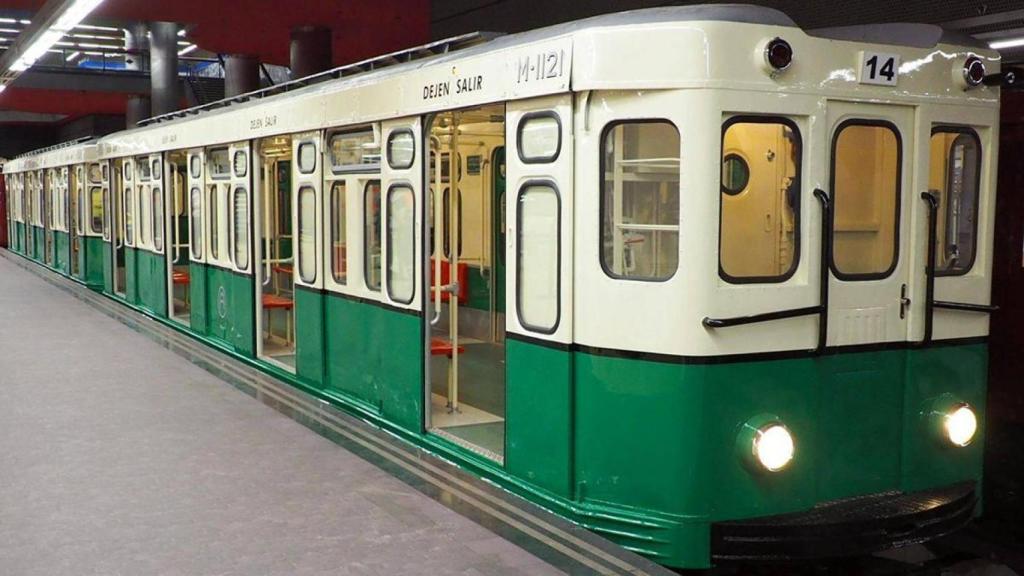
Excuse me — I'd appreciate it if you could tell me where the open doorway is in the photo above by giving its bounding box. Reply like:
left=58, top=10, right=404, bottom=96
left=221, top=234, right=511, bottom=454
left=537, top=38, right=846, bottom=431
left=426, top=104, right=507, bottom=462
left=167, top=151, right=191, bottom=325
left=256, top=135, right=296, bottom=370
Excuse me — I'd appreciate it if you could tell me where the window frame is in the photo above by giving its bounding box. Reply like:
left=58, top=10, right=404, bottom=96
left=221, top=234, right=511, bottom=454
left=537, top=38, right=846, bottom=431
left=330, top=181, right=347, bottom=284
left=828, top=118, right=903, bottom=282
left=931, top=125, right=982, bottom=277
left=516, top=110, right=562, bottom=164
left=385, top=183, right=416, bottom=305
left=597, top=119, right=681, bottom=283
left=328, top=128, right=381, bottom=174
left=363, top=179, right=382, bottom=292
left=297, top=141, right=318, bottom=175
left=718, top=115, right=803, bottom=284
left=516, top=179, right=562, bottom=335
left=297, top=185, right=317, bottom=283
left=386, top=129, right=416, bottom=170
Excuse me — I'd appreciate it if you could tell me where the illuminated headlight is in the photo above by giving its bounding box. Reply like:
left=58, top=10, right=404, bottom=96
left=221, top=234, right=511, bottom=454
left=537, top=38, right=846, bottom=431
left=738, top=416, right=795, bottom=473
left=944, top=403, right=978, bottom=447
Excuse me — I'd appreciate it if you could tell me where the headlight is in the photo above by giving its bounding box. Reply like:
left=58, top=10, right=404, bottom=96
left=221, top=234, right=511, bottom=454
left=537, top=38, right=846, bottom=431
left=944, top=403, right=978, bottom=447
left=738, top=415, right=795, bottom=473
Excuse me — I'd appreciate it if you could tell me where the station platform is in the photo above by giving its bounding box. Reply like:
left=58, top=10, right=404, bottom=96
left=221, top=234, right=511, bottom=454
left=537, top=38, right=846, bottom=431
left=0, top=251, right=673, bottom=576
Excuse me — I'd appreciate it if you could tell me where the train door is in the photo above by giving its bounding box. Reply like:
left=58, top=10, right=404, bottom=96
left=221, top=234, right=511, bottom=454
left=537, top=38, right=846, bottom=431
left=70, top=165, right=82, bottom=277
left=256, top=135, right=296, bottom=369
left=820, top=102, right=914, bottom=499
left=184, top=149, right=206, bottom=329
left=167, top=150, right=191, bottom=324
left=42, top=170, right=53, bottom=266
left=112, top=159, right=130, bottom=298
left=425, top=105, right=509, bottom=462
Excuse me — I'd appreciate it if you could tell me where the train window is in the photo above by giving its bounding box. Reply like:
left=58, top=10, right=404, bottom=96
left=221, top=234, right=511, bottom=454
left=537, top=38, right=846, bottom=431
left=102, top=188, right=110, bottom=240
left=208, top=185, right=219, bottom=259
left=190, top=155, right=201, bottom=179
left=124, top=162, right=133, bottom=181
left=517, top=181, right=560, bottom=333
left=387, top=130, right=415, bottom=170
left=140, top=185, right=150, bottom=246
left=329, top=129, right=380, bottom=173
left=125, top=187, right=135, bottom=246
left=600, top=121, right=680, bottom=281
left=153, top=187, right=164, bottom=252
left=298, top=186, right=316, bottom=283
left=153, top=158, right=161, bottom=178
left=719, top=118, right=801, bottom=283
left=930, top=128, right=981, bottom=276
left=232, top=187, right=248, bottom=270
left=233, top=151, right=248, bottom=178
left=137, top=158, right=151, bottom=181
left=442, top=187, right=463, bottom=258
left=517, top=112, right=561, bottom=163
left=331, top=182, right=347, bottom=284
left=386, top=185, right=415, bottom=304
left=190, top=187, right=203, bottom=259
left=208, top=148, right=231, bottom=179
left=297, top=142, right=317, bottom=174
left=831, top=121, right=901, bottom=279
left=88, top=163, right=102, bottom=184
left=364, top=180, right=382, bottom=291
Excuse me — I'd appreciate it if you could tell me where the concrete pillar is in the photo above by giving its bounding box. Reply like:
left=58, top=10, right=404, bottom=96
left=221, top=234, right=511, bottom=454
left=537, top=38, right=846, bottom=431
left=225, top=54, right=260, bottom=97
left=150, top=21, right=181, bottom=117
left=123, top=23, right=149, bottom=72
left=126, top=95, right=151, bottom=127
left=290, top=26, right=332, bottom=80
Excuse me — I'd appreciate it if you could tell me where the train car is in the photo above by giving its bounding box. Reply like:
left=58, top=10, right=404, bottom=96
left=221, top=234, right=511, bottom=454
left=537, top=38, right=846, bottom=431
left=3, top=140, right=105, bottom=288
left=0, top=162, right=7, bottom=250
left=2, top=6, right=1002, bottom=569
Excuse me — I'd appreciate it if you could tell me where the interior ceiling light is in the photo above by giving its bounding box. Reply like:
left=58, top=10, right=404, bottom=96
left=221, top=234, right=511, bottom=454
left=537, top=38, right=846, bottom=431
left=8, top=0, right=106, bottom=72
left=178, top=44, right=197, bottom=56
left=990, top=37, right=1024, bottom=50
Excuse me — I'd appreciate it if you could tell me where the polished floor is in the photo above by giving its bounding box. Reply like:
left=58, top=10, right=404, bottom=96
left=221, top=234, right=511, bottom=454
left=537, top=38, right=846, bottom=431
left=0, top=253, right=670, bottom=576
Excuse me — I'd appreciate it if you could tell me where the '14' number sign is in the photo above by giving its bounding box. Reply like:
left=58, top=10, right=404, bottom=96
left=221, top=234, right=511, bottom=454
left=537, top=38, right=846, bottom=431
left=859, top=51, right=901, bottom=86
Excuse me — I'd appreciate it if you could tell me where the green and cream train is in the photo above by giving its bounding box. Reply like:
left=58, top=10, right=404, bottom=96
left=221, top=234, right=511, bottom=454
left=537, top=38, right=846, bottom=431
left=2, top=6, right=1002, bottom=568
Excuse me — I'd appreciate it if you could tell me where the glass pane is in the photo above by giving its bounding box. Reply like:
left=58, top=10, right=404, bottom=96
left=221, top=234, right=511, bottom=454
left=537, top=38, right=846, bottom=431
left=190, top=155, right=201, bottom=179
left=331, top=182, right=347, bottom=284
left=233, top=187, right=248, bottom=269
left=832, top=124, right=900, bottom=277
left=720, top=120, right=800, bottom=281
left=387, top=131, right=415, bottom=169
left=137, top=158, right=151, bottom=181
left=140, top=185, right=150, bottom=245
left=190, top=187, right=203, bottom=259
left=208, top=148, right=231, bottom=179
left=125, top=188, right=135, bottom=246
left=519, top=114, right=560, bottom=162
left=102, top=188, right=110, bottom=239
left=208, top=185, right=219, bottom=258
left=88, top=164, right=102, bottom=183
left=518, top=184, right=559, bottom=332
left=298, top=186, right=316, bottom=283
left=930, top=130, right=980, bottom=275
left=153, top=187, right=164, bottom=252
left=364, top=180, right=382, bottom=291
left=387, top=186, right=415, bottom=303
left=298, top=142, right=317, bottom=174
left=329, top=130, right=380, bottom=172
left=601, top=122, right=680, bottom=280
left=233, top=151, right=247, bottom=177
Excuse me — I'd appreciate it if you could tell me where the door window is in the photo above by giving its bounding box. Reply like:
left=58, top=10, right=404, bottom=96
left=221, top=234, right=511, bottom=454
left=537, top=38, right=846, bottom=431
left=517, top=182, right=560, bottom=333
left=929, top=128, right=981, bottom=275
left=830, top=121, right=901, bottom=279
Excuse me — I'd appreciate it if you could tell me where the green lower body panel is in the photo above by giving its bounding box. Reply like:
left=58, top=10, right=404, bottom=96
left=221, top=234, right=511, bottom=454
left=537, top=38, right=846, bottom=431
left=54, top=231, right=70, bottom=275
left=295, top=287, right=325, bottom=388
left=202, top=264, right=255, bottom=356
left=82, top=236, right=105, bottom=288
left=132, top=248, right=167, bottom=317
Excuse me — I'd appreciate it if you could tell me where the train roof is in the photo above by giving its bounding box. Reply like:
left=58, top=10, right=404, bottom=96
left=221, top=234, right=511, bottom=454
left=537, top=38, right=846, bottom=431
left=4, top=137, right=97, bottom=173
left=4, top=4, right=1001, bottom=169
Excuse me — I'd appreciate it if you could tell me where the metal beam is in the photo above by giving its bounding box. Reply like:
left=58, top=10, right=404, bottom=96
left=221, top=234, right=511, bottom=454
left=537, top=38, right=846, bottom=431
left=0, top=0, right=104, bottom=86
left=14, top=68, right=152, bottom=93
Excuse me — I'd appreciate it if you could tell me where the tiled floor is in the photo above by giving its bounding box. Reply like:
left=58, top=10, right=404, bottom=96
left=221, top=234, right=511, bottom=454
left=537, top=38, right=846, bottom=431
left=0, top=255, right=566, bottom=576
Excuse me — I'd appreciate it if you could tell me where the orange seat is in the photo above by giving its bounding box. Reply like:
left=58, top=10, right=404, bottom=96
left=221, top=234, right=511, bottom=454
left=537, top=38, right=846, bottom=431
left=273, top=265, right=293, bottom=276
left=430, top=337, right=465, bottom=358
left=429, top=259, right=469, bottom=304
left=262, top=294, right=294, bottom=310
left=172, top=270, right=190, bottom=285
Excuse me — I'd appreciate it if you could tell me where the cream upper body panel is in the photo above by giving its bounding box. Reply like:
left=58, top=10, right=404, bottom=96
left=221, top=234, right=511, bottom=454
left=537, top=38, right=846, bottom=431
left=4, top=142, right=98, bottom=174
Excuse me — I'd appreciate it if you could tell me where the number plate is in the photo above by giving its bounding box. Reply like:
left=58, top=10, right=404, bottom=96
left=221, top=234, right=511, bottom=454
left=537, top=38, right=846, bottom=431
left=859, top=51, right=901, bottom=86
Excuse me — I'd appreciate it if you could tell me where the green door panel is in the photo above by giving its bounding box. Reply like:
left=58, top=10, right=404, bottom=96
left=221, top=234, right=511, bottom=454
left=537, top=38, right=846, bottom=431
left=295, top=287, right=325, bottom=388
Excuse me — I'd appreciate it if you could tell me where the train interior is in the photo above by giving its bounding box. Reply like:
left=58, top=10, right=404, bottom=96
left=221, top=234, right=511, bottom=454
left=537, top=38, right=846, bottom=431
left=168, top=150, right=191, bottom=325
left=257, top=135, right=296, bottom=370
left=426, top=104, right=507, bottom=462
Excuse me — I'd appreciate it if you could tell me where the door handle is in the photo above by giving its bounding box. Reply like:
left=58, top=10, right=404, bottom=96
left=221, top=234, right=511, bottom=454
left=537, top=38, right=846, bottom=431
left=899, top=283, right=911, bottom=319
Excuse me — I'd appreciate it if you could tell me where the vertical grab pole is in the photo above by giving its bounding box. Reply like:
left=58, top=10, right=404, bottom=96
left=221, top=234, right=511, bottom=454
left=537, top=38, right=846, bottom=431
left=448, top=113, right=460, bottom=413
left=813, top=188, right=831, bottom=354
left=921, top=191, right=939, bottom=344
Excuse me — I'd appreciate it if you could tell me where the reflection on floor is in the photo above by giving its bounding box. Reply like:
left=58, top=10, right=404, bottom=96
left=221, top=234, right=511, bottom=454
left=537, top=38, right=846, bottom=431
left=430, top=341, right=505, bottom=461
left=262, top=340, right=296, bottom=369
